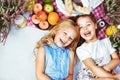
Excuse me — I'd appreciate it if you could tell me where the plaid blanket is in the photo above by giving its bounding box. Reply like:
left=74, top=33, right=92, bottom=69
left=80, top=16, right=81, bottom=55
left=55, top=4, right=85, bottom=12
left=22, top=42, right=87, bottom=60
left=92, top=3, right=110, bottom=39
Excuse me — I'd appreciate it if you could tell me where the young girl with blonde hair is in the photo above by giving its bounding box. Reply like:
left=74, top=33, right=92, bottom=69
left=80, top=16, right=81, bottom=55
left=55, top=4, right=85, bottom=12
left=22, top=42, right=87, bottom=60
left=35, top=19, right=80, bottom=80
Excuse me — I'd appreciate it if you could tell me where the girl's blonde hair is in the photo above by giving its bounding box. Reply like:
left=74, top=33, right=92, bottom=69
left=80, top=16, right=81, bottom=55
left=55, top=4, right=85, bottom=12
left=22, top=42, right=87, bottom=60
left=36, top=19, right=80, bottom=51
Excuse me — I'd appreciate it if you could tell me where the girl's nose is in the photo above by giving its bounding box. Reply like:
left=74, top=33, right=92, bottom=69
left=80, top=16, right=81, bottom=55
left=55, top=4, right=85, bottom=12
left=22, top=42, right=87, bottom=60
left=65, top=36, right=69, bottom=41
left=64, top=35, right=69, bottom=42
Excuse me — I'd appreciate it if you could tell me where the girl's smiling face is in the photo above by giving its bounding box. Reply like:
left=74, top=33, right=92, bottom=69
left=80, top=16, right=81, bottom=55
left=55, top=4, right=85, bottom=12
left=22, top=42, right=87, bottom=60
left=77, top=16, right=97, bottom=43
left=54, top=26, right=77, bottom=48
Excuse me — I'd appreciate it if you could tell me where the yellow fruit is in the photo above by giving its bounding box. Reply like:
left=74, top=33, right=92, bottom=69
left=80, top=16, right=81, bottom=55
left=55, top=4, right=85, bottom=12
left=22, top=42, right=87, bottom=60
left=105, top=25, right=117, bottom=36
left=48, top=12, right=59, bottom=25
left=27, top=0, right=35, bottom=11
left=27, top=5, right=33, bottom=11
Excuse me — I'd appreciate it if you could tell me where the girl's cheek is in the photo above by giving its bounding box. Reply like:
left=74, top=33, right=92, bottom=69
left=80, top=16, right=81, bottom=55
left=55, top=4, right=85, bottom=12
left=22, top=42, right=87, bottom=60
left=80, top=30, right=85, bottom=37
left=90, top=25, right=96, bottom=30
left=80, top=30, right=83, bottom=35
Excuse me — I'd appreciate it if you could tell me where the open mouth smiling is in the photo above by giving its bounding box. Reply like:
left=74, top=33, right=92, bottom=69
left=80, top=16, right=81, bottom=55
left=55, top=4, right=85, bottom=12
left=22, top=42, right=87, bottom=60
left=84, top=31, right=91, bottom=37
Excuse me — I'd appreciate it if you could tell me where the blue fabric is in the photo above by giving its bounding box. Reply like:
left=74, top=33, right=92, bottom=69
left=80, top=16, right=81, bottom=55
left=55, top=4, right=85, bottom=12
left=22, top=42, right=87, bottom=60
left=44, top=44, right=70, bottom=80
left=114, top=64, right=120, bottom=74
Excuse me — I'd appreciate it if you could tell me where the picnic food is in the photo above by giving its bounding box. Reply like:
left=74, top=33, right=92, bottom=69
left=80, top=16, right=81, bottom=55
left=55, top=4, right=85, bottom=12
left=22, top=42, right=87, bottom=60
left=72, top=2, right=90, bottom=14
left=64, top=0, right=73, bottom=14
left=31, top=2, right=61, bottom=29
left=27, top=0, right=35, bottom=10
left=33, top=3, right=42, bottom=14
left=32, top=15, right=40, bottom=24
left=39, top=21, right=49, bottom=29
left=44, top=4, right=54, bottom=13
left=105, top=25, right=117, bottom=36
left=63, top=0, right=90, bottom=15
left=48, top=12, right=59, bottom=25
left=35, top=11, right=47, bottom=22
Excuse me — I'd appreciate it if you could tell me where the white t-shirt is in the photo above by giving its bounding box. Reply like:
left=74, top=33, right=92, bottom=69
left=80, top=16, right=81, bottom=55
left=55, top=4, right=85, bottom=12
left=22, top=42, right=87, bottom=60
left=76, top=38, right=116, bottom=80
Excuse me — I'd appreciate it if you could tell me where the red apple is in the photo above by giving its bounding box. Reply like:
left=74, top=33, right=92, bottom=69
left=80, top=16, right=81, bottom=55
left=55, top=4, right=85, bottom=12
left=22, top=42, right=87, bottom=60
left=35, top=11, right=47, bottom=22
left=33, top=3, right=42, bottom=14
left=39, top=21, right=49, bottom=29
left=44, top=4, right=54, bottom=13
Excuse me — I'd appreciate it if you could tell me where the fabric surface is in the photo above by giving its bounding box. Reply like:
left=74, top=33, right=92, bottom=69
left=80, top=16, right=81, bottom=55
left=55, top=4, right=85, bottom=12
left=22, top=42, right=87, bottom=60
left=0, top=25, right=48, bottom=80
left=44, top=44, right=70, bottom=80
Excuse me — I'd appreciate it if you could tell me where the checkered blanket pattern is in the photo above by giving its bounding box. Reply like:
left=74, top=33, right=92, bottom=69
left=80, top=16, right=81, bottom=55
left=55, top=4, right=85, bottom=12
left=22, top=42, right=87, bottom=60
left=92, top=3, right=110, bottom=39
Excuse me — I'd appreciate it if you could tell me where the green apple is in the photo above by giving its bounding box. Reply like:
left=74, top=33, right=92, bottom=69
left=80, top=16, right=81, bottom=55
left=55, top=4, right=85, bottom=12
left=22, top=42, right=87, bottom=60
left=42, top=0, right=54, bottom=3
left=44, top=4, right=54, bottom=13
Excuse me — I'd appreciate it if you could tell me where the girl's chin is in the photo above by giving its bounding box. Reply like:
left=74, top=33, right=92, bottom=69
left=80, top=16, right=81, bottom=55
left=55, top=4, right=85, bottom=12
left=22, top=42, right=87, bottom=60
left=84, top=36, right=92, bottom=40
left=56, top=43, right=63, bottom=48
left=85, top=37, right=92, bottom=41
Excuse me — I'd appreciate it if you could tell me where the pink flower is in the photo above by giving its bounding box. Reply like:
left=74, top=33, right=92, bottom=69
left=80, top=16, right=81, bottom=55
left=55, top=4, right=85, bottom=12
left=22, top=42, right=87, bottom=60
left=3, top=13, right=10, bottom=18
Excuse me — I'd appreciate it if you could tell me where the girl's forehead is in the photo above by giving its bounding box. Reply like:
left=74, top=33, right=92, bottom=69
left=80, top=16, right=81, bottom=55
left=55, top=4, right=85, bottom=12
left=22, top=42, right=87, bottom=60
left=61, top=25, right=73, bottom=30
left=59, top=26, right=76, bottom=33
left=77, top=17, right=92, bottom=24
left=78, top=16, right=91, bottom=21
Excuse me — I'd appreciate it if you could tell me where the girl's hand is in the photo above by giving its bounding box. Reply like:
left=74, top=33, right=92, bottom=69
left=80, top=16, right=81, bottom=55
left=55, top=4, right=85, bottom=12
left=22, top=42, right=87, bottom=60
left=102, top=65, right=115, bottom=74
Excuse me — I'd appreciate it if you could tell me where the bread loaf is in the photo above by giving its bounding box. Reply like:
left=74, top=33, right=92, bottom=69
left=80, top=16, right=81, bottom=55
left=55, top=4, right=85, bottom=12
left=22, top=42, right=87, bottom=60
left=64, top=0, right=73, bottom=14
left=72, top=2, right=90, bottom=14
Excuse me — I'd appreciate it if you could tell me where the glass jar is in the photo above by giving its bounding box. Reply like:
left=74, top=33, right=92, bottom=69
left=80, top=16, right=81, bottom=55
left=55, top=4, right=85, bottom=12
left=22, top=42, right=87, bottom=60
left=14, top=15, right=27, bottom=28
